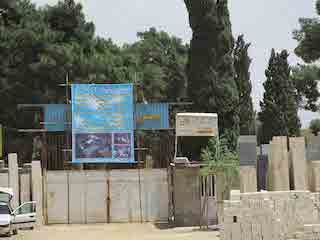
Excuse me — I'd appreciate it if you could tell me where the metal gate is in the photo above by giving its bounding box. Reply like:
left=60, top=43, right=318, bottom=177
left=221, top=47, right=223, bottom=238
left=45, top=169, right=168, bottom=224
left=200, top=176, right=217, bottom=225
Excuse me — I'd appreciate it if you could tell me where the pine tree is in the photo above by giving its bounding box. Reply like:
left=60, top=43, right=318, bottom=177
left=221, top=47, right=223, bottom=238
left=259, top=49, right=301, bottom=144
left=184, top=0, right=239, bottom=150
left=234, top=35, right=255, bottom=135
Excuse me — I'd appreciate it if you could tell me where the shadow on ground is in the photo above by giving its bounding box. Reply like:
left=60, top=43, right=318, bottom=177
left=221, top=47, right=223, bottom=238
left=153, top=222, right=219, bottom=232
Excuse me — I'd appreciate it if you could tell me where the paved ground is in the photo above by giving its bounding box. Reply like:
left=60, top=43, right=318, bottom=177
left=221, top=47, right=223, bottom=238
left=5, top=224, right=220, bottom=240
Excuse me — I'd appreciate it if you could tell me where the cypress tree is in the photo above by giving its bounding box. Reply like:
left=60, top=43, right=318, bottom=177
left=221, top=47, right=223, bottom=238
left=234, top=35, right=255, bottom=135
left=184, top=0, right=239, bottom=150
left=259, top=49, right=301, bottom=144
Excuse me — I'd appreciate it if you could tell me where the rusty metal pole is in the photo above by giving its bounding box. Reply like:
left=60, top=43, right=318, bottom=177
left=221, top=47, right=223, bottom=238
left=106, top=173, right=111, bottom=223
left=137, top=131, right=143, bottom=223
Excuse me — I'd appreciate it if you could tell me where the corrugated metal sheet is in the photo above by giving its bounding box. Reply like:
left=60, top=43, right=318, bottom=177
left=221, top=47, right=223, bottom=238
left=44, top=103, right=170, bottom=131
left=135, top=103, right=169, bottom=130
left=46, top=169, right=169, bottom=224
left=44, top=104, right=70, bottom=132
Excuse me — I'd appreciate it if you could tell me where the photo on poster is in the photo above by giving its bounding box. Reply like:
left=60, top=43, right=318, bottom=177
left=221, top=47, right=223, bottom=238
left=75, top=133, right=112, bottom=159
left=114, top=133, right=131, bottom=145
left=113, top=145, right=131, bottom=159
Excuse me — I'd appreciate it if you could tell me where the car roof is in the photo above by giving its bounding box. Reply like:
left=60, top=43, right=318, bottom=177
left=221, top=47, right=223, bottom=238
left=0, top=202, right=9, bottom=206
left=0, top=188, right=13, bottom=197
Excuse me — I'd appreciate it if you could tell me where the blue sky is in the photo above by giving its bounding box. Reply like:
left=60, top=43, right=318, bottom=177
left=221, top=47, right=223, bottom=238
left=32, top=0, right=320, bottom=128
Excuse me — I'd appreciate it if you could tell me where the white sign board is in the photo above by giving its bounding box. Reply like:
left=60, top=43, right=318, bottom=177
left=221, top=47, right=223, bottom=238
left=176, top=113, right=218, bottom=137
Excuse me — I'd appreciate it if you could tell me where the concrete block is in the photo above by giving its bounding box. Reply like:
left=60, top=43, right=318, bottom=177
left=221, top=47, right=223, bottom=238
left=8, top=153, right=19, bottom=208
left=304, top=224, right=313, bottom=233
left=309, top=161, right=320, bottom=192
left=239, top=166, right=257, bottom=193
left=231, top=223, right=241, bottom=240
left=268, top=137, right=290, bottom=191
left=222, top=223, right=233, bottom=240
left=290, top=137, right=308, bottom=190
left=251, top=223, right=261, bottom=239
left=238, top=136, right=257, bottom=166
left=307, top=135, right=320, bottom=161
left=174, top=168, right=201, bottom=227
left=0, top=160, right=4, bottom=169
left=230, top=190, right=240, bottom=201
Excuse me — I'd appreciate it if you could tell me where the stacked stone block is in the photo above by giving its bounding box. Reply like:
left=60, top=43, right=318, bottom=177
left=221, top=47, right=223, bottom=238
left=268, top=137, right=290, bottom=191
left=289, top=137, right=308, bottom=190
left=238, top=136, right=257, bottom=193
left=221, top=191, right=318, bottom=240
left=291, top=224, right=320, bottom=240
left=309, top=161, right=320, bottom=192
left=222, top=199, right=276, bottom=240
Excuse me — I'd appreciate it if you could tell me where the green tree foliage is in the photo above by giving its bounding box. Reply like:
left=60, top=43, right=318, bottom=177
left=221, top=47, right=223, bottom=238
left=0, top=0, right=19, bottom=25
left=200, top=135, right=239, bottom=199
left=124, top=27, right=188, bottom=102
left=292, top=1, right=320, bottom=111
left=291, top=64, right=320, bottom=112
left=310, top=119, right=320, bottom=136
left=200, top=136, right=239, bottom=177
left=45, top=0, right=95, bottom=44
left=182, top=0, right=240, bottom=156
left=0, top=0, right=188, bottom=129
left=259, top=49, right=301, bottom=144
left=293, top=0, right=320, bottom=63
left=183, top=0, right=239, bottom=136
left=234, top=35, right=255, bottom=135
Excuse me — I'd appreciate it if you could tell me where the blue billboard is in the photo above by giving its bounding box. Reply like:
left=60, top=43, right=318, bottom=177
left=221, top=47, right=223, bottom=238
left=135, top=103, right=169, bottom=130
left=72, top=84, right=135, bottom=163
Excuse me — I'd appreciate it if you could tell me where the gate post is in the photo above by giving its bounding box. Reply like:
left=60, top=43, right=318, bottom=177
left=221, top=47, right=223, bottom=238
left=8, top=153, right=19, bottom=209
left=42, top=168, right=48, bottom=225
left=32, top=161, right=44, bottom=226
left=106, top=169, right=110, bottom=223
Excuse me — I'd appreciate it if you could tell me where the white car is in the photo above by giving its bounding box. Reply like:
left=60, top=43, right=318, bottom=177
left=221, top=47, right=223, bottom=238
left=0, top=188, right=36, bottom=236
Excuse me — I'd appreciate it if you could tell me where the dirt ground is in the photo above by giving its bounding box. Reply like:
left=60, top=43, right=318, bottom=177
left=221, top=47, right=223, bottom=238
left=7, top=224, right=220, bottom=240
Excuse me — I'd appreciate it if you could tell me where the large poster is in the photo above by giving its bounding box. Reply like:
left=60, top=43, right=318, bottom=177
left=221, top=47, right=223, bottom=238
left=72, top=84, right=134, bottom=163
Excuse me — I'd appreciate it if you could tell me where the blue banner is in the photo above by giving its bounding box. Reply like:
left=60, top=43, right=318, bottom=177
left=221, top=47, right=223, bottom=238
left=72, top=84, right=135, bottom=163
left=135, top=103, right=169, bottom=129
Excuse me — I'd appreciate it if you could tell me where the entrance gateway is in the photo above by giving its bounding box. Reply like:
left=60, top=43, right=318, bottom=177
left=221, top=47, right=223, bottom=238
left=15, top=84, right=219, bottom=226
left=45, top=112, right=219, bottom=225
left=45, top=84, right=170, bottom=224
left=171, top=113, right=219, bottom=226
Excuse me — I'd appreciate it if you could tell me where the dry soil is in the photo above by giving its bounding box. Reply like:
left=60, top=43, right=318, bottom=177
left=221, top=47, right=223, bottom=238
left=5, top=223, right=220, bottom=240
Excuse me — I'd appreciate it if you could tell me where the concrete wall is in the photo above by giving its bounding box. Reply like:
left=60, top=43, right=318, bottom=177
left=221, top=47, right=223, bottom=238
left=46, top=171, right=68, bottom=224
left=20, top=172, right=31, bottom=203
left=221, top=191, right=319, bottom=240
left=141, top=169, right=169, bottom=222
left=174, top=168, right=202, bottom=227
left=0, top=171, right=8, bottom=187
left=46, top=169, right=168, bottom=224
left=0, top=167, right=31, bottom=205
